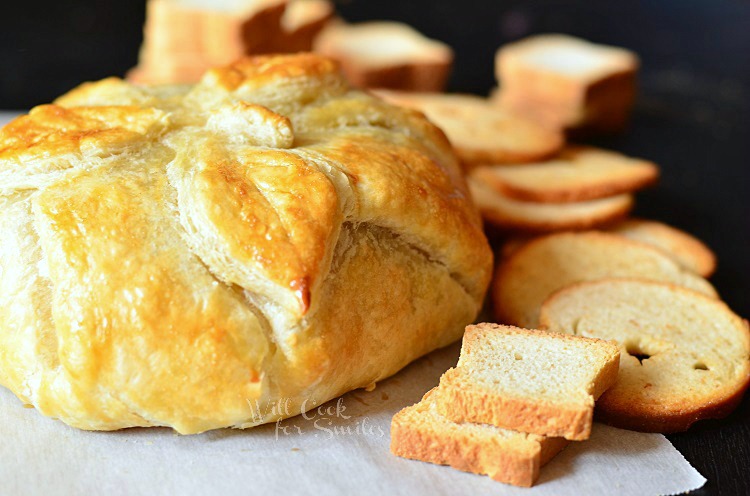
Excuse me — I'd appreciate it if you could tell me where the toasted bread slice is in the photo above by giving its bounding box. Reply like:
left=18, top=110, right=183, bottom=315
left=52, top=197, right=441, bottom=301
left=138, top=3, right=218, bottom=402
left=540, top=278, right=750, bottom=432
left=314, top=21, right=453, bottom=92
left=468, top=178, right=632, bottom=232
left=438, top=324, right=620, bottom=440
left=609, top=218, right=716, bottom=277
left=493, top=232, right=718, bottom=328
left=391, top=388, right=568, bottom=487
left=129, top=0, right=289, bottom=84
left=279, top=0, right=334, bottom=52
left=495, top=34, right=638, bottom=135
left=140, top=0, right=210, bottom=54
left=471, top=145, right=659, bottom=203
left=500, top=218, right=716, bottom=278
left=376, top=91, right=563, bottom=165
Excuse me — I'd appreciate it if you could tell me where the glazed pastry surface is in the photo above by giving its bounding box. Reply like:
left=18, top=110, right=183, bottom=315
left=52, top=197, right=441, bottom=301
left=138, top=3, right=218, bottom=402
left=0, top=54, right=492, bottom=433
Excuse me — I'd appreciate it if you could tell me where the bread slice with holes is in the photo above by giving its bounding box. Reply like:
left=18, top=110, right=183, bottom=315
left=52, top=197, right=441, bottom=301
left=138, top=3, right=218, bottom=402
left=468, top=177, right=632, bottom=232
left=494, top=34, right=638, bottom=135
left=375, top=91, right=563, bottom=166
left=391, top=388, right=568, bottom=487
left=437, top=324, right=620, bottom=440
left=493, top=232, right=718, bottom=328
left=540, top=278, right=750, bottom=432
left=313, top=21, right=453, bottom=92
left=608, top=218, right=716, bottom=277
left=471, top=145, right=659, bottom=203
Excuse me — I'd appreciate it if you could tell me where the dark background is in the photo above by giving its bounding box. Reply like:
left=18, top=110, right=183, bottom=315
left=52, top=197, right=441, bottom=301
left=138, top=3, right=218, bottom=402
left=1, top=1, right=749, bottom=494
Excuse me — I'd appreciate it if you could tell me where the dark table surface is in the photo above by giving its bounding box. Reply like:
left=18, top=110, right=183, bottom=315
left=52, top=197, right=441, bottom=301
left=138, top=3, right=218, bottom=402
left=1, top=1, right=749, bottom=494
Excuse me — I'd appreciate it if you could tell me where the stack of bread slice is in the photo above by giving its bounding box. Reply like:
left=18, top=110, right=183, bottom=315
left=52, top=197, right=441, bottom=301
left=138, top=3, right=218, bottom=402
left=492, top=230, right=750, bottom=433
left=492, top=34, right=639, bottom=136
left=384, top=30, right=748, bottom=486
left=278, top=0, right=335, bottom=52
left=129, top=0, right=335, bottom=84
left=468, top=145, right=659, bottom=233
left=314, top=22, right=454, bottom=91
left=130, top=1, right=456, bottom=90
left=391, top=323, right=620, bottom=487
left=372, top=39, right=654, bottom=234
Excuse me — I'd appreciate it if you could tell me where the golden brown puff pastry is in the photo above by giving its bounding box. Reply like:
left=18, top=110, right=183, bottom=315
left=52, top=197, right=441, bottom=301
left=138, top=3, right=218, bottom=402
left=0, top=54, right=492, bottom=434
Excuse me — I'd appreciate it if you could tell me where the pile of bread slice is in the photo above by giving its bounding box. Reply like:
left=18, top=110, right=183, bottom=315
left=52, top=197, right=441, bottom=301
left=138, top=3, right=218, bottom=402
left=390, top=181, right=749, bottom=486
left=130, top=0, right=453, bottom=90
left=392, top=323, right=621, bottom=487
left=130, top=0, right=333, bottom=83
left=384, top=33, right=749, bottom=488
left=375, top=35, right=661, bottom=234
left=392, top=253, right=749, bottom=486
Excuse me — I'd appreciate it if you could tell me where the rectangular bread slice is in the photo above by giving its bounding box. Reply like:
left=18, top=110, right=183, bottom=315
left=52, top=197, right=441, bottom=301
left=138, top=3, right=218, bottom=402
left=391, top=388, right=567, bottom=487
left=494, top=34, right=638, bottom=135
left=129, top=0, right=289, bottom=84
left=313, top=21, right=453, bottom=92
left=438, top=324, right=620, bottom=440
left=279, top=0, right=334, bottom=52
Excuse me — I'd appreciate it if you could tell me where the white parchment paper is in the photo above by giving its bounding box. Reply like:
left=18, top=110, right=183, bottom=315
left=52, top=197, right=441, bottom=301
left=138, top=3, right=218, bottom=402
left=0, top=111, right=18, bottom=126
left=0, top=342, right=705, bottom=496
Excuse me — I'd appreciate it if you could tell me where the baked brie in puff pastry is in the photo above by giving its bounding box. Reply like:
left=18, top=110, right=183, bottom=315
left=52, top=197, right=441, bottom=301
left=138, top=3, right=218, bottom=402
left=0, top=54, right=492, bottom=433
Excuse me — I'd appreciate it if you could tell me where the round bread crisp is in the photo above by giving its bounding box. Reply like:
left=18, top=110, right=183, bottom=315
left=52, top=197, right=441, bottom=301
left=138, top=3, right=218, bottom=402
left=468, top=178, right=633, bottom=233
left=499, top=218, right=716, bottom=278
left=609, top=218, right=716, bottom=277
left=0, top=54, right=492, bottom=434
left=470, top=145, right=659, bottom=203
left=539, top=279, right=750, bottom=432
left=373, top=90, right=564, bottom=166
left=492, top=232, right=717, bottom=328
